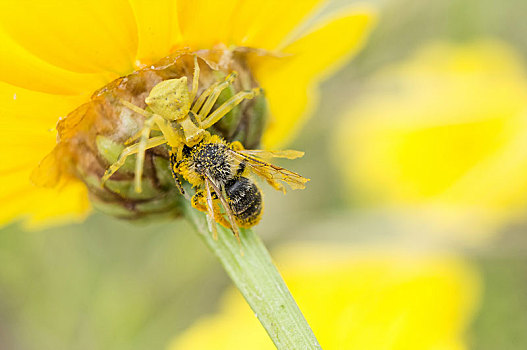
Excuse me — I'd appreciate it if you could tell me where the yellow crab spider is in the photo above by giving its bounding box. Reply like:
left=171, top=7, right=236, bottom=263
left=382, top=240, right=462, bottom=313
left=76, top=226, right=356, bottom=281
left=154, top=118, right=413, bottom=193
left=101, top=56, right=262, bottom=192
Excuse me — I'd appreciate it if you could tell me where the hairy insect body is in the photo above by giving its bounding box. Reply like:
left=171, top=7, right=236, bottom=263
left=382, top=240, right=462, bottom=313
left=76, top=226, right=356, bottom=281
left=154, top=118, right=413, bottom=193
left=183, top=140, right=234, bottom=185
left=224, top=177, right=263, bottom=227
left=173, top=135, right=264, bottom=227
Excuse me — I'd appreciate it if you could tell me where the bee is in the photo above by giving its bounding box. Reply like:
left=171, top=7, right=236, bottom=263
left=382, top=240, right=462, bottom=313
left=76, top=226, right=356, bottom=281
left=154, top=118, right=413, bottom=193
left=172, top=134, right=308, bottom=237
left=101, top=55, right=309, bottom=238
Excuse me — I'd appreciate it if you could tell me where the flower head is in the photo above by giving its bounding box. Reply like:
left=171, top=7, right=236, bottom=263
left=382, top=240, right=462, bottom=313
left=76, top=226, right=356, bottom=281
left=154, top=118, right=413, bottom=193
left=334, top=40, right=527, bottom=241
left=0, top=1, right=374, bottom=227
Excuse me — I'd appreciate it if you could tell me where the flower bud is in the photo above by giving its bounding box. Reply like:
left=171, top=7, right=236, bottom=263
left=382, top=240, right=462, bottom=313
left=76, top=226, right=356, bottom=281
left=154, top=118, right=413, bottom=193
left=44, top=49, right=269, bottom=221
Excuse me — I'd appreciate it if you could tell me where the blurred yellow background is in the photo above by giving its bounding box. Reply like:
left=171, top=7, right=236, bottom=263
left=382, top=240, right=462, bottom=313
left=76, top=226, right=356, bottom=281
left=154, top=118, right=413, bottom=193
left=1, top=0, right=527, bottom=349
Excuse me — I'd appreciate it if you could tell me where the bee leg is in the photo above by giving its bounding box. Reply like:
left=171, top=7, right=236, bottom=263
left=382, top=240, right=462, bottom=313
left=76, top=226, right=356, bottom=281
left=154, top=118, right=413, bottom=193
left=201, top=88, right=263, bottom=129
left=191, top=72, right=237, bottom=116
left=191, top=188, right=230, bottom=236
left=170, top=153, right=189, bottom=200
left=171, top=170, right=188, bottom=199
left=101, top=136, right=167, bottom=186
left=229, top=141, right=245, bottom=151
left=191, top=190, right=207, bottom=212
left=192, top=189, right=221, bottom=239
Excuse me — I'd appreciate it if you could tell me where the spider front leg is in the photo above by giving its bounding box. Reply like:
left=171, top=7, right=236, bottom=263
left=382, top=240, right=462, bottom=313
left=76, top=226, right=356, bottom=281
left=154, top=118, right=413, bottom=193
left=190, top=55, right=200, bottom=102
left=200, top=88, right=263, bottom=129
left=191, top=72, right=237, bottom=115
left=181, top=69, right=241, bottom=145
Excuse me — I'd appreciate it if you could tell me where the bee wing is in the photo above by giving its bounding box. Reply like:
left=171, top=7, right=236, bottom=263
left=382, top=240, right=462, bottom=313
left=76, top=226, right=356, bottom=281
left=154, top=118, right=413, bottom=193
left=204, top=173, right=241, bottom=241
left=228, top=150, right=309, bottom=193
left=204, top=179, right=218, bottom=240
left=237, top=149, right=304, bottom=160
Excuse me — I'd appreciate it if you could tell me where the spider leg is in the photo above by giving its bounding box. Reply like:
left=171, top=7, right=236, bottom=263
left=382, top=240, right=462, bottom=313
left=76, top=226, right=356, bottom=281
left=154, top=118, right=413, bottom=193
left=120, top=99, right=152, bottom=118
left=120, top=100, right=184, bottom=192
left=196, top=72, right=238, bottom=119
left=190, top=55, right=200, bottom=102
left=125, top=125, right=160, bottom=145
left=191, top=72, right=237, bottom=116
left=201, top=88, right=262, bottom=129
left=101, top=136, right=166, bottom=186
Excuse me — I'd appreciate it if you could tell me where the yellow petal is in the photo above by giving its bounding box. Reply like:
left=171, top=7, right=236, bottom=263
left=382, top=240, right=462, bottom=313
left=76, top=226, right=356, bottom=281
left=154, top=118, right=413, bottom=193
left=177, top=0, right=325, bottom=50
left=0, top=83, right=87, bottom=142
left=0, top=169, right=90, bottom=229
left=335, top=41, right=527, bottom=239
left=25, top=180, right=90, bottom=228
left=251, top=8, right=376, bottom=147
left=0, top=28, right=119, bottom=94
left=0, top=0, right=137, bottom=76
left=227, top=0, right=326, bottom=50
left=0, top=152, right=90, bottom=228
left=0, top=81, right=89, bottom=125
left=129, top=0, right=183, bottom=66
left=0, top=82, right=89, bottom=171
left=0, top=81, right=90, bottom=226
left=176, top=0, right=241, bottom=49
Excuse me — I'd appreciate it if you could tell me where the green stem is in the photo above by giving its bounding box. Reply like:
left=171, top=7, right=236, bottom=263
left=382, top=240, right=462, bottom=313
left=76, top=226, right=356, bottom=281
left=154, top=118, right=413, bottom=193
left=183, top=199, right=322, bottom=349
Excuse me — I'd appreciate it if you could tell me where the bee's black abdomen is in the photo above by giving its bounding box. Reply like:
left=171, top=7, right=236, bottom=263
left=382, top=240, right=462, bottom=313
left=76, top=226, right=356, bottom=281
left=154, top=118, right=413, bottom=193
left=225, top=177, right=262, bottom=227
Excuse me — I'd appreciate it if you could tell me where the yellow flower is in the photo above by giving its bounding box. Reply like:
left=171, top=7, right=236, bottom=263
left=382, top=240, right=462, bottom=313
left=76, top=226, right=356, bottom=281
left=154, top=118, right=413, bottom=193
left=334, top=40, right=527, bottom=240
left=0, top=1, right=374, bottom=228
left=169, top=244, right=480, bottom=350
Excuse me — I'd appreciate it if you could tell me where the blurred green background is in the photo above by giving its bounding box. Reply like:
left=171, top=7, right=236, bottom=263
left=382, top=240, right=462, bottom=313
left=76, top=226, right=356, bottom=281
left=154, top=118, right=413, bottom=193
left=2, top=0, right=527, bottom=349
